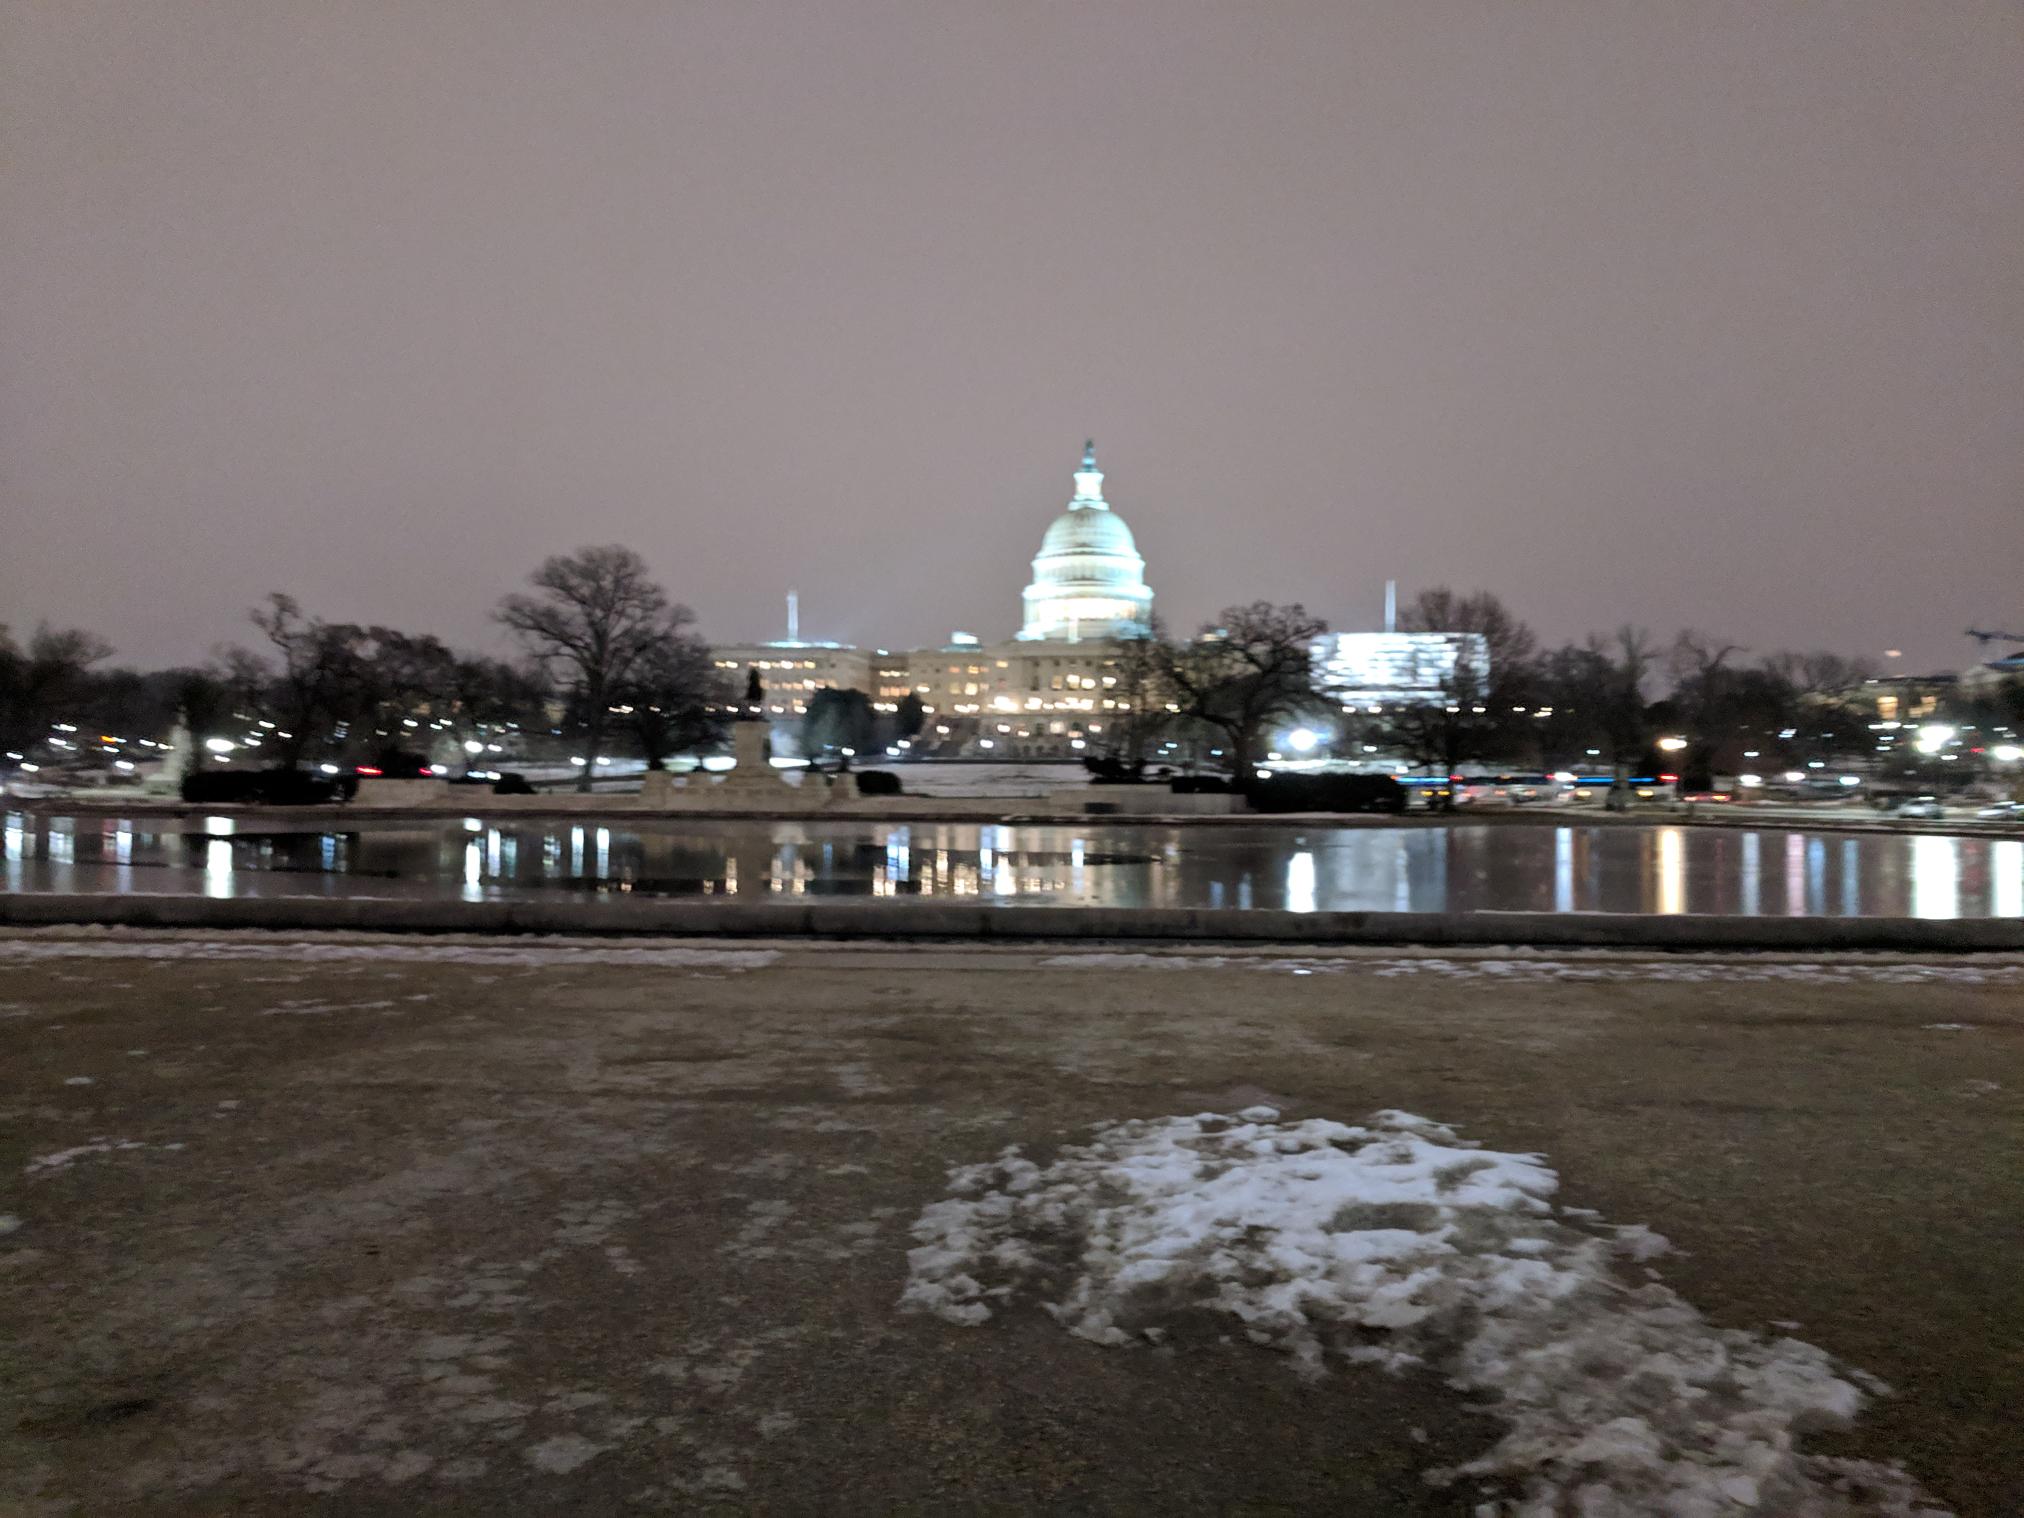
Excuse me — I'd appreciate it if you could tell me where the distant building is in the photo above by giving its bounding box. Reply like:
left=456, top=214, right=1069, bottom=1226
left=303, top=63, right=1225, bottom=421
left=710, top=642, right=873, bottom=722
left=1860, top=673, right=1955, bottom=723
left=1310, top=631, right=1491, bottom=709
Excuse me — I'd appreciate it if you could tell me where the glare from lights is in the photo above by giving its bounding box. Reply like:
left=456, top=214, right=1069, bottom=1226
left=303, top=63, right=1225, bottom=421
left=464, top=739, right=484, bottom=754
left=113, top=759, right=135, bottom=772
left=1838, top=775, right=1861, bottom=787
left=1657, top=736, right=1689, bottom=752
left=204, top=737, right=236, bottom=755
left=1990, top=744, right=2023, bottom=763
left=1913, top=725, right=1955, bottom=755
left=319, top=763, right=340, bottom=775
left=1286, top=728, right=1320, bottom=754
left=1738, top=774, right=1763, bottom=787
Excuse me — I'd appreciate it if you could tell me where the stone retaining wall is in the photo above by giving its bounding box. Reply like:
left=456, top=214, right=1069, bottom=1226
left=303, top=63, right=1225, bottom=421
left=4, top=891, right=2020, bottom=950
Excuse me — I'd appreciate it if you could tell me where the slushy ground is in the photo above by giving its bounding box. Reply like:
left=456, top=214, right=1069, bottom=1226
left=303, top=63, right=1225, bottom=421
left=1, top=933, right=2018, bottom=1516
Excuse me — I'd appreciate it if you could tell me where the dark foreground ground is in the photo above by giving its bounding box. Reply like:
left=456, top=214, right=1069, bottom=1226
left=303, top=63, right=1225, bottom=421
left=1, top=932, right=2019, bottom=1516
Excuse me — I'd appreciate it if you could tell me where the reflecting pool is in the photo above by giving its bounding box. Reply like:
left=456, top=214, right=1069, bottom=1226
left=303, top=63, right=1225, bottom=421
left=6, top=812, right=2021, bottom=917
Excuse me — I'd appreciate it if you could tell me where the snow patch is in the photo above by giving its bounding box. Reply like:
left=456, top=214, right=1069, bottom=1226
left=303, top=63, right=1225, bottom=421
left=899, top=1107, right=1946, bottom=1516
left=525, top=1432, right=604, bottom=1474
left=1037, top=952, right=2024, bottom=986
left=25, top=1136, right=151, bottom=1174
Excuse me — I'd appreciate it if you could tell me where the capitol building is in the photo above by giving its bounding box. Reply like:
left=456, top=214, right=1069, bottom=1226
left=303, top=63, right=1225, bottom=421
left=715, top=441, right=1162, bottom=757
left=713, top=441, right=1485, bottom=759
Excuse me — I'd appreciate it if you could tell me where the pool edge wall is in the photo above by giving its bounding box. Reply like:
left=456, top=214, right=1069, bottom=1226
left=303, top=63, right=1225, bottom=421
left=2, top=893, right=2020, bottom=951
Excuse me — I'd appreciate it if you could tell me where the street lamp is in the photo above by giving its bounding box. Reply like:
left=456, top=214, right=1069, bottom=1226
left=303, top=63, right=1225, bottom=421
left=1657, top=736, right=1689, bottom=753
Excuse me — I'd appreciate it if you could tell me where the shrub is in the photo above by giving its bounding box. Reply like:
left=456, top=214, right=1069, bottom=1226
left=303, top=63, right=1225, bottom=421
left=1243, top=773, right=1407, bottom=814
left=180, top=768, right=352, bottom=806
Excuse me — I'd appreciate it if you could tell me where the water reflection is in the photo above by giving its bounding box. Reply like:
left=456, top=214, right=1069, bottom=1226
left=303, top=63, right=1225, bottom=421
left=1656, top=829, right=1685, bottom=915
left=1910, top=835, right=1960, bottom=920
left=1286, top=851, right=1317, bottom=914
left=2, top=813, right=2021, bottom=919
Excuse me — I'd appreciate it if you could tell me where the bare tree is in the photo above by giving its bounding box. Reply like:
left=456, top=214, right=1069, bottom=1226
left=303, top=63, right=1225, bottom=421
left=496, top=546, right=686, bottom=791
left=1380, top=588, right=1542, bottom=792
left=1153, top=602, right=1328, bottom=777
left=0, top=622, right=115, bottom=761
left=249, top=594, right=375, bottom=770
left=614, top=630, right=728, bottom=771
left=1090, top=616, right=1170, bottom=776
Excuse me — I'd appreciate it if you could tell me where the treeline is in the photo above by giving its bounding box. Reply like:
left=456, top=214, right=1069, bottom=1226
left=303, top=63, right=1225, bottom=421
left=6, top=558, right=2018, bottom=790
left=1, top=546, right=731, bottom=793
left=1122, top=589, right=2020, bottom=783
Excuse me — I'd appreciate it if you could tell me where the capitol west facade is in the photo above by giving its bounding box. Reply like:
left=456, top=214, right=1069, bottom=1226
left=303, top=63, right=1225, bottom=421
left=714, top=443, right=1159, bottom=757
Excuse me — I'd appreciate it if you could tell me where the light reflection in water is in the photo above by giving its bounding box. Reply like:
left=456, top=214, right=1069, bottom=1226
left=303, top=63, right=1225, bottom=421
left=1994, top=841, right=2023, bottom=919
left=1656, top=829, right=1684, bottom=915
left=1286, top=851, right=1316, bottom=913
left=1910, top=835, right=1959, bottom=919
left=203, top=838, right=234, bottom=898
left=7, top=814, right=2021, bottom=918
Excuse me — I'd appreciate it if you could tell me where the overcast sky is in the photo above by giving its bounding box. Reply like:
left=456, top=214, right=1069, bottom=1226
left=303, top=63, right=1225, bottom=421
left=4, top=2, right=2019, bottom=672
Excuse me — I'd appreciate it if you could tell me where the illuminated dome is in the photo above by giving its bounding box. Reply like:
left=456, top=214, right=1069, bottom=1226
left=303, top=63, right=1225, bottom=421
left=1018, top=442, right=1154, bottom=641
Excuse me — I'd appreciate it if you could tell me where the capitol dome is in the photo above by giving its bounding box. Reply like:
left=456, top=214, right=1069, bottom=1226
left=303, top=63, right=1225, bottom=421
left=1018, top=442, right=1154, bottom=642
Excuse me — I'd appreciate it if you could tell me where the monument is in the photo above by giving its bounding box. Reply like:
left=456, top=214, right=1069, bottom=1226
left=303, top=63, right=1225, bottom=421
left=715, top=669, right=794, bottom=796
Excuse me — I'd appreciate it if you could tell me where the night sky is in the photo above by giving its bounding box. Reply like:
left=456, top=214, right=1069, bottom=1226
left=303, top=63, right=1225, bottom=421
left=5, top=3, right=2019, bottom=670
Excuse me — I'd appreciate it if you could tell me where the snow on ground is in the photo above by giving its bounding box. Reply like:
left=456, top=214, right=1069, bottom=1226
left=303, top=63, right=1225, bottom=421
left=878, top=763, right=1083, bottom=798
left=900, top=1107, right=1946, bottom=1516
left=25, top=1136, right=183, bottom=1174
left=1036, top=952, right=2024, bottom=985
left=0, top=939, right=778, bottom=970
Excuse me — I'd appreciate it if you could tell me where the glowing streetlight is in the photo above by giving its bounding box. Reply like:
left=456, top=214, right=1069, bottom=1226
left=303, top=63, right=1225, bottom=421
left=1657, top=736, right=1689, bottom=753
left=1286, top=728, right=1320, bottom=754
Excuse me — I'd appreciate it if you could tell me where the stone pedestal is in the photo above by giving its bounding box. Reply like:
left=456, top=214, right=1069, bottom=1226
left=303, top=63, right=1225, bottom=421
left=715, top=723, right=789, bottom=790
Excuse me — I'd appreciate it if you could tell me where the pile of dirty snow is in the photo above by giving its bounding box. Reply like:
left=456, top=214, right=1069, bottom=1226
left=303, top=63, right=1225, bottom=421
left=900, top=1107, right=1945, bottom=1516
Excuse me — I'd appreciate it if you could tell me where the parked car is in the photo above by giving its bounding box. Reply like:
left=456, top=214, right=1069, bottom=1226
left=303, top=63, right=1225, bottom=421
left=1975, top=800, right=2023, bottom=820
left=1892, top=796, right=1945, bottom=819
